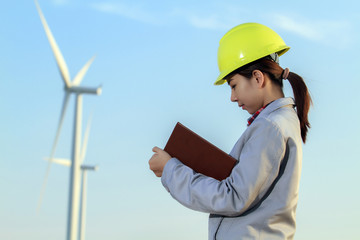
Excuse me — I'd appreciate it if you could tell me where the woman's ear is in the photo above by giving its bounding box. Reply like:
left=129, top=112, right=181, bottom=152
left=252, top=70, right=265, bottom=88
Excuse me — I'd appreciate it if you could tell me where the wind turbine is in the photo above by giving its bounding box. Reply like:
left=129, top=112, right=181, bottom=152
left=35, top=1, right=101, bottom=240
left=79, top=164, right=98, bottom=240
left=44, top=116, right=98, bottom=240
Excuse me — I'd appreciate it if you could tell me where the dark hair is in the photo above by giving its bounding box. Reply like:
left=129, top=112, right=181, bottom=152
left=226, top=57, right=312, bottom=143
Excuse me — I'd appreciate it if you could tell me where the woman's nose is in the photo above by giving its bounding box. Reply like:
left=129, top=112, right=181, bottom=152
left=231, top=91, right=237, bottom=102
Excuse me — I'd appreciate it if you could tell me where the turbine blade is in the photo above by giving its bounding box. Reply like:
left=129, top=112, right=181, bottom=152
left=50, top=92, right=71, bottom=162
left=37, top=92, right=70, bottom=211
left=80, top=114, right=92, bottom=163
left=44, top=157, right=71, bottom=167
left=72, top=56, right=96, bottom=86
left=35, top=0, right=72, bottom=88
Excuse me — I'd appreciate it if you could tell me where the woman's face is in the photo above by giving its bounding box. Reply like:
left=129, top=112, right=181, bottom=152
left=227, top=73, right=263, bottom=114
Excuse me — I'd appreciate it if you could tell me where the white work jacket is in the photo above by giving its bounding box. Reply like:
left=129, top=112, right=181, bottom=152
left=161, top=97, right=302, bottom=240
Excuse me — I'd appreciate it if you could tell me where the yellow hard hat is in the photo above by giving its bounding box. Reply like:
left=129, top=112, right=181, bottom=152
left=215, top=22, right=290, bottom=85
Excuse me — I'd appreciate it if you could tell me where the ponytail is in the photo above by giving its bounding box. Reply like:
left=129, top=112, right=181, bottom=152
left=227, top=57, right=312, bottom=143
left=286, top=72, right=312, bottom=143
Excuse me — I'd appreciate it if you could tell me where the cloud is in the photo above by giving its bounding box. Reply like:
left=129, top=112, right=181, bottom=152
left=272, top=15, right=322, bottom=41
left=48, top=0, right=354, bottom=50
left=90, top=2, right=244, bottom=31
left=90, top=2, right=161, bottom=25
left=271, top=14, right=353, bottom=48
left=169, top=6, right=246, bottom=31
left=89, top=1, right=354, bottom=49
left=179, top=14, right=232, bottom=31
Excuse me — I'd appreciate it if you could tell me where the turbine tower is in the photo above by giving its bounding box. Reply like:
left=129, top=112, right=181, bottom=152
left=44, top=117, right=98, bottom=240
left=35, top=1, right=101, bottom=240
left=79, top=164, right=98, bottom=240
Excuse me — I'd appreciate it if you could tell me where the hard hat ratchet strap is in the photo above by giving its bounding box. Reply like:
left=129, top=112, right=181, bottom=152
left=269, top=53, right=280, bottom=64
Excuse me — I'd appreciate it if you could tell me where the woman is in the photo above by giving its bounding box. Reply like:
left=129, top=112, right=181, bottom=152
left=149, top=22, right=311, bottom=240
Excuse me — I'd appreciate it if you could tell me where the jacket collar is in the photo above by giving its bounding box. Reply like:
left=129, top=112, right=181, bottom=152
left=258, top=97, right=295, bottom=118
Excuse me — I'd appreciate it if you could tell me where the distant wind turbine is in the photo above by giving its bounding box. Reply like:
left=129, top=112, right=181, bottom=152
left=79, top=164, right=98, bottom=240
left=44, top=116, right=98, bottom=240
left=35, top=1, right=102, bottom=240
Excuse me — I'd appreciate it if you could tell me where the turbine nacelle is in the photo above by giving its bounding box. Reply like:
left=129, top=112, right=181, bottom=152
left=43, top=158, right=98, bottom=171
left=66, top=86, right=102, bottom=95
left=81, top=165, right=98, bottom=171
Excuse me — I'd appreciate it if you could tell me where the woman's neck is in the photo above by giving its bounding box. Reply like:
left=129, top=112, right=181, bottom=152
left=263, top=85, right=284, bottom=106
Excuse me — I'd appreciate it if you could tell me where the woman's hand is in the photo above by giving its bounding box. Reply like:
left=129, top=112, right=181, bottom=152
left=149, top=146, right=171, bottom=177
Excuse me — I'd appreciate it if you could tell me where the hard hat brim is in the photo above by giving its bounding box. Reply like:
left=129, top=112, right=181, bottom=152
left=214, top=47, right=290, bottom=85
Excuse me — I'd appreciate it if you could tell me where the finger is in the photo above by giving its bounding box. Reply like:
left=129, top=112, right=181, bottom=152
left=148, top=157, right=157, bottom=170
left=149, top=162, right=158, bottom=172
left=150, top=168, right=160, bottom=175
left=152, top=146, right=163, bottom=153
left=154, top=171, right=162, bottom=177
left=149, top=155, right=161, bottom=170
left=149, top=154, right=156, bottom=162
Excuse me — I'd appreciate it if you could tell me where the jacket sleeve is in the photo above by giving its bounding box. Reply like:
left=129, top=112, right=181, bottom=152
left=161, top=118, right=286, bottom=216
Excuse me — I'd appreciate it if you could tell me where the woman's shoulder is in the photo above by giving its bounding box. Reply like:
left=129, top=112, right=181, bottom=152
left=259, top=105, right=301, bottom=141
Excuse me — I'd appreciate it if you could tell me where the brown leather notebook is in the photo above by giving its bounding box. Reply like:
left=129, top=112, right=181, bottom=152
left=164, top=122, right=237, bottom=181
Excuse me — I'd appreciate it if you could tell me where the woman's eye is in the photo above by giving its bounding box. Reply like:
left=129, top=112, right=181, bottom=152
left=231, top=85, right=236, bottom=89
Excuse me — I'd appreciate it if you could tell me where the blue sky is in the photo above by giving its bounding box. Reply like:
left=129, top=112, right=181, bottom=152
left=1, top=0, right=360, bottom=239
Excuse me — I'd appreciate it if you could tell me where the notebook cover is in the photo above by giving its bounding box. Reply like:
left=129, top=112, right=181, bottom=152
left=164, top=122, right=237, bottom=181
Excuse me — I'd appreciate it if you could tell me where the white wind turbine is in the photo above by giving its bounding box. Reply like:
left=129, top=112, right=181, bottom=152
left=35, top=1, right=101, bottom=240
left=44, top=116, right=98, bottom=240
